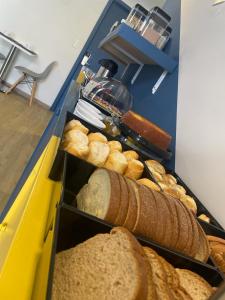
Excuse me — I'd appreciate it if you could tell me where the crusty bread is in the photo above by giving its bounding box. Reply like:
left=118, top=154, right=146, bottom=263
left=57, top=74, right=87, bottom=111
left=198, top=214, right=210, bottom=223
left=104, top=151, right=128, bottom=174
left=124, top=159, right=144, bottom=180
left=114, top=175, right=129, bottom=226
left=151, top=170, right=163, bottom=182
left=88, top=132, right=108, bottom=143
left=64, top=119, right=89, bottom=134
left=144, top=247, right=172, bottom=300
left=195, top=222, right=210, bottom=262
left=108, top=140, right=122, bottom=153
left=137, top=178, right=160, bottom=192
left=123, top=150, right=139, bottom=161
left=176, top=268, right=213, bottom=300
left=180, top=194, right=197, bottom=214
left=123, top=178, right=139, bottom=231
left=52, top=227, right=148, bottom=300
left=172, top=184, right=186, bottom=197
left=163, top=187, right=181, bottom=199
left=76, top=169, right=120, bottom=223
left=133, top=186, right=158, bottom=242
left=63, top=129, right=89, bottom=158
left=145, top=160, right=166, bottom=175
left=86, top=141, right=110, bottom=167
left=65, top=142, right=89, bottom=159
left=208, top=235, right=225, bottom=245
left=162, top=174, right=177, bottom=185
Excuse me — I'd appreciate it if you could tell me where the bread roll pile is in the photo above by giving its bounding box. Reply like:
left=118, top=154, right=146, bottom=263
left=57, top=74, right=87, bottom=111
left=62, top=120, right=145, bottom=179
left=76, top=168, right=210, bottom=262
left=145, top=160, right=203, bottom=217
left=52, top=227, right=214, bottom=300
left=208, top=235, right=225, bottom=275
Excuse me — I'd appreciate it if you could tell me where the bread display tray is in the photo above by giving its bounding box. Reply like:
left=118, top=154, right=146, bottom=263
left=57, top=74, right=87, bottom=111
left=46, top=151, right=224, bottom=299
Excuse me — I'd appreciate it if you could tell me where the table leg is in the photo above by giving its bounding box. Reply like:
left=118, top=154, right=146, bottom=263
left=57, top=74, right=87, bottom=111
left=0, top=45, right=18, bottom=92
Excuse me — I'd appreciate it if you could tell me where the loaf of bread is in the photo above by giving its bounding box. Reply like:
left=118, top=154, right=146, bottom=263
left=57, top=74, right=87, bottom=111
left=137, top=178, right=160, bottom=192
left=64, top=119, right=89, bottom=134
left=123, top=150, right=139, bottom=161
left=52, top=226, right=213, bottom=300
left=76, top=168, right=210, bottom=262
left=122, top=111, right=172, bottom=151
left=52, top=227, right=148, bottom=300
left=86, top=141, right=110, bottom=167
left=104, top=151, right=128, bottom=174
left=88, top=132, right=108, bottom=143
left=108, top=140, right=122, bottom=153
left=124, top=159, right=144, bottom=180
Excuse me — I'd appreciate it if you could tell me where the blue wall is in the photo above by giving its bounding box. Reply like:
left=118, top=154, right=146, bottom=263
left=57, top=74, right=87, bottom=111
left=126, top=0, right=181, bottom=169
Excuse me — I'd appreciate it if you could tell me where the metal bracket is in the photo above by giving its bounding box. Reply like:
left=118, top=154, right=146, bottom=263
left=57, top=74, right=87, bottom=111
left=152, top=70, right=168, bottom=94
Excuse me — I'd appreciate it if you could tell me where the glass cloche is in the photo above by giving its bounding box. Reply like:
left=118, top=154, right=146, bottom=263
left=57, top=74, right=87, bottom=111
left=82, top=77, right=133, bottom=117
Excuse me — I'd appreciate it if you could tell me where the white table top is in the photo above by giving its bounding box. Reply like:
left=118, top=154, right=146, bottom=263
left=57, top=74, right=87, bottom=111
left=0, top=32, right=37, bottom=56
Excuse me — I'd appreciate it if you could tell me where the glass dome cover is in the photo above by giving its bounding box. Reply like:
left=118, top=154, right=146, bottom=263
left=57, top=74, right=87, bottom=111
left=82, top=77, right=133, bottom=117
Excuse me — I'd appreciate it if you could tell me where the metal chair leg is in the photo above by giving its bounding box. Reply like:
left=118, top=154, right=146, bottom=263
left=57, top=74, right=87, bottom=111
left=6, top=74, right=26, bottom=94
left=29, top=80, right=37, bottom=106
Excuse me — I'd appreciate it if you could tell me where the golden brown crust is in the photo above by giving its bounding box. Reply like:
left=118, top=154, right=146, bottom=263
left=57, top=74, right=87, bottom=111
left=137, top=178, right=160, bottom=192
left=124, top=159, right=144, bottom=180
left=64, top=119, right=89, bottom=134
left=145, top=160, right=166, bottom=175
left=123, top=150, right=139, bottom=160
left=123, top=178, right=139, bottom=231
left=104, top=170, right=121, bottom=224
left=88, top=132, right=108, bottom=143
left=114, top=175, right=129, bottom=226
left=108, top=140, right=122, bottom=152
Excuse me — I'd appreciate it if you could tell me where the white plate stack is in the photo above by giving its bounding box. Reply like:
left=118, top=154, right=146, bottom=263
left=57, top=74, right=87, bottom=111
left=74, top=99, right=106, bottom=129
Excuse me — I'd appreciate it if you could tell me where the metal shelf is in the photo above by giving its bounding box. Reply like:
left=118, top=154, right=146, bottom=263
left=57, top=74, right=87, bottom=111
left=99, top=23, right=178, bottom=73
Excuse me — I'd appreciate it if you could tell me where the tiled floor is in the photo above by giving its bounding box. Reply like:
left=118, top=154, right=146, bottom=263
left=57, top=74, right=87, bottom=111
left=0, top=92, right=52, bottom=212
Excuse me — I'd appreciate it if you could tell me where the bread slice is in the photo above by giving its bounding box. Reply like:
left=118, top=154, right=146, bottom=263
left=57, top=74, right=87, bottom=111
left=176, top=268, right=213, bottom=300
left=52, top=227, right=148, bottom=300
left=185, top=207, right=200, bottom=258
left=150, top=190, right=170, bottom=246
left=114, top=174, right=129, bottom=226
left=76, top=169, right=120, bottom=224
left=195, top=222, right=210, bottom=262
left=162, top=194, right=179, bottom=250
left=207, top=235, right=225, bottom=245
left=176, top=200, right=193, bottom=257
left=143, top=247, right=172, bottom=300
left=173, top=199, right=190, bottom=256
left=133, top=186, right=158, bottom=241
left=123, top=178, right=138, bottom=231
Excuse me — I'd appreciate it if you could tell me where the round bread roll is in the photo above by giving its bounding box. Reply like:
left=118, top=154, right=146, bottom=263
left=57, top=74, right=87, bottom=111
left=163, top=187, right=180, bottom=199
left=151, top=170, right=163, bottom=182
left=145, top=160, right=165, bottom=175
left=65, top=142, right=89, bottom=159
left=198, top=214, right=210, bottom=223
left=137, top=178, right=160, bottom=192
left=87, top=141, right=110, bottom=167
left=108, top=140, right=122, bottom=153
left=88, top=132, right=108, bottom=144
left=123, top=150, right=139, bottom=161
left=180, top=194, right=197, bottom=214
left=172, top=184, right=186, bottom=197
left=158, top=182, right=168, bottom=190
left=64, top=120, right=89, bottom=135
left=162, top=174, right=177, bottom=185
left=64, top=129, right=89, bottom=144
left=104, top=151, right=128, bottom=174
left=124, top=159, right=144, bottom=180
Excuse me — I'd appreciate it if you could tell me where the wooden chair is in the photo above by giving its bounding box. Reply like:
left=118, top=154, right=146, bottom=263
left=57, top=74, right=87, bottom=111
left=6, top=62, right=56, bottom=106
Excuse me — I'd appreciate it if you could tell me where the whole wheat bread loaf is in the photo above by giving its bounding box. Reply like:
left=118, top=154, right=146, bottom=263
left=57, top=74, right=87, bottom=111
left=52, top=227, right=148, bottom=300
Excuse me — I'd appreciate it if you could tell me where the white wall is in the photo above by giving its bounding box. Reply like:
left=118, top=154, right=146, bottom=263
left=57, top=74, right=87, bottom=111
left=0, top=0, right=108, bottom=106
left=0, top=0, right=165, bottom=106
left=176, top=0, right=225, bottom=226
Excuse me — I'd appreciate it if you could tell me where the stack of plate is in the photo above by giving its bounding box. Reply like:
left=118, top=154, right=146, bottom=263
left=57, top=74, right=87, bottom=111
left=74, top=99, right=106, bottom=129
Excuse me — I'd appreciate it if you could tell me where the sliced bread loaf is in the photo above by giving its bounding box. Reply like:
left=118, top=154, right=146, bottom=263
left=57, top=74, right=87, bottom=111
left=76, top=168, right=120, bottom=223
left=114, top=174, right=129, bottom=226
left=176, top=268, right=213, bottom=300
left=52, top=227, right=148, bottom=300
left=123, top=178, right=138, bottom=231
